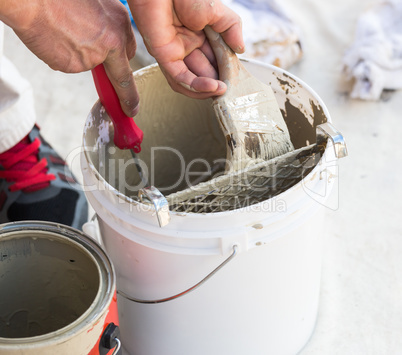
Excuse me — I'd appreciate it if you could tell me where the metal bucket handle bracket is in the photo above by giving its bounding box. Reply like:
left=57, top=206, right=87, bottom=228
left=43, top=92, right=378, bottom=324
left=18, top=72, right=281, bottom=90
left=316, top=122, right=348, bottom=159
left=138, top=186, right=171, bottom=228
left=99, top=322, right=122, bottom=355
left=118, top=244, right=238, bottom=304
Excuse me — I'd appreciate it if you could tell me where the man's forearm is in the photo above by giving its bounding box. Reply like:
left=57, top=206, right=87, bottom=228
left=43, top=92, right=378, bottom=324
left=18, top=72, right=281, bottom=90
left=0, top=0, right=39, bottom=31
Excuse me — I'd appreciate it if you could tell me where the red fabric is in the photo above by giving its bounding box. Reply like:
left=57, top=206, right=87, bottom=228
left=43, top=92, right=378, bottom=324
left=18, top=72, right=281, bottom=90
left=0, top=136, right=56, bottom=192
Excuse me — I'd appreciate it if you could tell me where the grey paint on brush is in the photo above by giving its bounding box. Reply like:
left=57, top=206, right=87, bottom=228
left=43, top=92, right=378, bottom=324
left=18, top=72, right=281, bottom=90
left=204, top=26, right=294, bottom=173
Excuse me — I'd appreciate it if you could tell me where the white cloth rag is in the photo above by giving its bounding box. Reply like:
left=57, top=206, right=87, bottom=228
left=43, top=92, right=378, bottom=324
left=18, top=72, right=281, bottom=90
left=343, top=0, right=402, bottom=100
left=223, top=0, right=303, bottom=69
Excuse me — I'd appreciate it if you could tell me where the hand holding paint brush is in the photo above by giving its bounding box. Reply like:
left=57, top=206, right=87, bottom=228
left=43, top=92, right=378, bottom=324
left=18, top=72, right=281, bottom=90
left=127, top=0, right=245, bottom=99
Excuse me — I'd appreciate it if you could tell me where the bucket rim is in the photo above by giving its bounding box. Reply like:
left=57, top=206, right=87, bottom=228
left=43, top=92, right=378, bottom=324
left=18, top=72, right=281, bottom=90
left=82, top=59, right=334, bottom=217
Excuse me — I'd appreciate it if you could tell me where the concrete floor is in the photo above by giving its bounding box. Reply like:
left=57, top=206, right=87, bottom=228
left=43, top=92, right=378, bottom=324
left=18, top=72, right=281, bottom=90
left=3, top=1, right=402, bottom=353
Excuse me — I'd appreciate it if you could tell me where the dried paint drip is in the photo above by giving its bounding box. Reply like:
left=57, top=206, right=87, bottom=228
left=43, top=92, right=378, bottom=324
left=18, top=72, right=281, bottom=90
left=281, top=99, right=326, bottom=149
left=268, top=73, right=327, bottom=150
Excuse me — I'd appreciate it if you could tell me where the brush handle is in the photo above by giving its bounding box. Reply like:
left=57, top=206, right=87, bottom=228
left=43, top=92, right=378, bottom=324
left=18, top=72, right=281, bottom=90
left=204, top=26, right=250, bottom=84
left=91, top=64, right=143, bottom=152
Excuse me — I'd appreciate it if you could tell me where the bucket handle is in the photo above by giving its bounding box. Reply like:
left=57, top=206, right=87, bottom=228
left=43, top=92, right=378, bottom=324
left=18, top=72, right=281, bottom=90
left=118, top=244, right=238, bottom=304
left=112, top=339, right=121, bottom=355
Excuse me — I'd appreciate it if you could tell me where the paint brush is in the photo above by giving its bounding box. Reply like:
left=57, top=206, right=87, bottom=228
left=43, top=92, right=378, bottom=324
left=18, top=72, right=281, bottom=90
left=204, top=26, right=294, bottom=172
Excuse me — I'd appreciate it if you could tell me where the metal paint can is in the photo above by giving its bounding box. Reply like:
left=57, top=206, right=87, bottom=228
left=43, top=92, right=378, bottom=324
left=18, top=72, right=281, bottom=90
left=0, top=221, right=120, bottom=355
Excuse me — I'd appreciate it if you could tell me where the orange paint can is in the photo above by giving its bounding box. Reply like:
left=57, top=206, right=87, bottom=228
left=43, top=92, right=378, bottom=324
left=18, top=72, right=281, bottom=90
left=0, top=221, right=120, bottom=355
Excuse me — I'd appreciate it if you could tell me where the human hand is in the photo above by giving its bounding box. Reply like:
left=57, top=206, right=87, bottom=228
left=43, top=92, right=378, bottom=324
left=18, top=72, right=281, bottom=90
left=128, top=0, right=244, bottom=99
left=0, top=0, right=139, bottom=117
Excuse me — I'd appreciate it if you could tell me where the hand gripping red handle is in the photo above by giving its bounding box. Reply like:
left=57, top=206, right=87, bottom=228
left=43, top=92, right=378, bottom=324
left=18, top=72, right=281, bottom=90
left=91, top=64, right=143, bottom=152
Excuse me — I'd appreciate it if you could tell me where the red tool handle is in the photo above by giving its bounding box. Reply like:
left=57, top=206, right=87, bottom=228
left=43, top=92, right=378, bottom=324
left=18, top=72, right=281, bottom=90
left=91, top=64, right=143, bottom=152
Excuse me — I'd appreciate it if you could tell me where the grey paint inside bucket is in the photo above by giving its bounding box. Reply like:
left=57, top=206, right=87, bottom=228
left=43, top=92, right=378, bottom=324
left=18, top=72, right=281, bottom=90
left=84, top=63, right=325, bottom=201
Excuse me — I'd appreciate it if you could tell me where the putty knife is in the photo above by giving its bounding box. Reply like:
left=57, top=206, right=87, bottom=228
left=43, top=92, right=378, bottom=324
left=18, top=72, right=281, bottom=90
left=91, top=64, right=170, bottom=227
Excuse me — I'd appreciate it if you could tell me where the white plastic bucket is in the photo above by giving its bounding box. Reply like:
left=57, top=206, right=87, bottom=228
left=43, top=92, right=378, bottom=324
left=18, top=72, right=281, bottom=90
left=81, top=60, right=342, bottom=355
left=0, top=221, right=120, bottom=355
